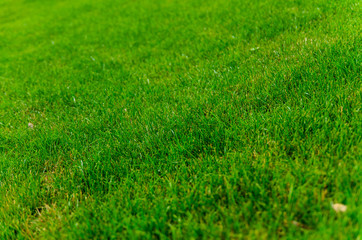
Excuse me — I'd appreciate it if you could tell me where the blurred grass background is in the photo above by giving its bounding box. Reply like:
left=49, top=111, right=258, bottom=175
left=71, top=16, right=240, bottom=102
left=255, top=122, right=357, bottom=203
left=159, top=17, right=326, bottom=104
left=0, top=0, right=361, bottom=238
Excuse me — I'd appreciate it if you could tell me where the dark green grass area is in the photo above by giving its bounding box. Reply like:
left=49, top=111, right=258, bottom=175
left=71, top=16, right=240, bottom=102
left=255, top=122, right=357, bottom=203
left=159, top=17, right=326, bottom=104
left=0, top=0, right=361, bottom=238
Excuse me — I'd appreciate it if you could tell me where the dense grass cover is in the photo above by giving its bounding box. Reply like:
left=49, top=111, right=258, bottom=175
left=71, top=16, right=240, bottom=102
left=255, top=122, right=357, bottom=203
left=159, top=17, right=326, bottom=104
left=0, top=0, right=361, bottom=239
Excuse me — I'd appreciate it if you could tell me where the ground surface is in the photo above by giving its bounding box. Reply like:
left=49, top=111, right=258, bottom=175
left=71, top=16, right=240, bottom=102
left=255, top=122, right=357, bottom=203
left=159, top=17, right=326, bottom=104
left=0, top=0, right=361, bottom=239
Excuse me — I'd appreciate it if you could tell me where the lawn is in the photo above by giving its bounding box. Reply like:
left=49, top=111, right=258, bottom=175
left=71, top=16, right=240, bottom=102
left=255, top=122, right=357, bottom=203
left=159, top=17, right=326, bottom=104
left=0, top=0, right=361, bottom=239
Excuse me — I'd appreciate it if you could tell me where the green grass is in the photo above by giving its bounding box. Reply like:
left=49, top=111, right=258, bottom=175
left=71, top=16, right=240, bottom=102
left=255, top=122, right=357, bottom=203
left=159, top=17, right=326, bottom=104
left=0, top=0, right=361, bottom=239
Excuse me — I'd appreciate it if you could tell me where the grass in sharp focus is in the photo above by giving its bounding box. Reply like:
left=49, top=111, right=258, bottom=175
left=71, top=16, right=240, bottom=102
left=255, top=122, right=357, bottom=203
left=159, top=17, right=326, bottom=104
left=0, top=0, right=361, bottom=239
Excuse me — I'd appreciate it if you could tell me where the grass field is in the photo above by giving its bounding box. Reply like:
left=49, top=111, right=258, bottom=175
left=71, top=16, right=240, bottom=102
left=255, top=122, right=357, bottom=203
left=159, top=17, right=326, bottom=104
left=0, top=0, right=361, bottom=239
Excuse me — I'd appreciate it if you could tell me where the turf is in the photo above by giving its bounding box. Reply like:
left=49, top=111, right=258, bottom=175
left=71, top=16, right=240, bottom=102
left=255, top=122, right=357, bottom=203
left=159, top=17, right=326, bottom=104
left=0, top=0, right=361, bottom=239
